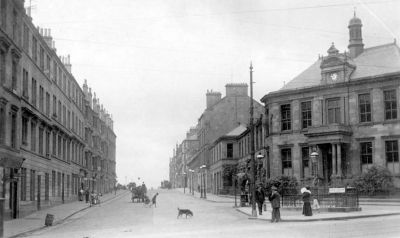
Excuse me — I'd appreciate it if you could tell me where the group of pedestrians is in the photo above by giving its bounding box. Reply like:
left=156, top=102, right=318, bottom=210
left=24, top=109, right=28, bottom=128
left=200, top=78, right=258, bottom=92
left=253, top=185, right=317, bottom=223
left=79, top=188, right=101, bottom=205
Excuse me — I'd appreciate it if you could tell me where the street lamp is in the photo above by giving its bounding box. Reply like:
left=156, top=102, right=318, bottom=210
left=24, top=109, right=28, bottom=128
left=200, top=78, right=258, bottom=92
left=310, top=150, right=319, bottom=186
left=183, top=172, right=187, bottom=194
left=249, top=62, right=257, bottom=218
left=200, top=165, right=207, bottom=199
left=256, top=153, right=264, bottom=185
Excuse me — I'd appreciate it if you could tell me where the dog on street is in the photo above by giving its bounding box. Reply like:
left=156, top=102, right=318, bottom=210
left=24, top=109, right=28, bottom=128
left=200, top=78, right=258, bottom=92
left=177, top=208, right=193, bottom=218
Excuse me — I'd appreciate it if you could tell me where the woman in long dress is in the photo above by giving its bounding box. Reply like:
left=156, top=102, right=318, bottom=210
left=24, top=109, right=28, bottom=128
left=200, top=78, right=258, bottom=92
left=302, top=186, right=313, bottom=216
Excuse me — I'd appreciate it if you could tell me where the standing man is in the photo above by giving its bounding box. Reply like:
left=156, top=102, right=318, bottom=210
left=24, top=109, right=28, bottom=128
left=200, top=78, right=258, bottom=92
left=151, top=193, right=159, bottom=207
left=255, top=185, right=265, bottom=215
left=268, top=186, right=281, bottom=223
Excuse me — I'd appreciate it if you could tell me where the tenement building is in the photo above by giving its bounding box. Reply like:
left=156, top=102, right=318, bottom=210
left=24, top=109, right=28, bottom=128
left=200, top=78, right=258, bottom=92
left=261, top=14, right=400, bottom=187
left=184, top=83, right=263, bottom=194
left=0, top=0, right=116, bottom=219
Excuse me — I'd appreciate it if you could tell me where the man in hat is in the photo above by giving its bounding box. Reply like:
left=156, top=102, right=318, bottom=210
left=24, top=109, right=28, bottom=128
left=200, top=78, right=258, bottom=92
left=268, top=186, right=281, bottom=222
left=255, top=185, right=265, bottom=215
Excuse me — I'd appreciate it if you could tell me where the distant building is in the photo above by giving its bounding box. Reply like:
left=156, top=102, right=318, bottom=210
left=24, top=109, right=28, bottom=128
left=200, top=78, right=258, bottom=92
left=261, top=14, right=400, bottom=187
left=0, top=0, right=116, bottom=219
left=185, top=83, right=263, bottom=194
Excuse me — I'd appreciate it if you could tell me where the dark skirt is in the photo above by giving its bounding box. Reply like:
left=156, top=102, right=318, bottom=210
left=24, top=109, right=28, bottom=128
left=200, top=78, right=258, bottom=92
left=302, top=202, right=313, bottom=216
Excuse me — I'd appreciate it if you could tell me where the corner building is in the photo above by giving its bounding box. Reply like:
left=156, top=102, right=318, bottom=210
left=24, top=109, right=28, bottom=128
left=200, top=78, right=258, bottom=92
left=261, top=14, right=400, bottom=187
left=0, top=0, right=116, bottom=220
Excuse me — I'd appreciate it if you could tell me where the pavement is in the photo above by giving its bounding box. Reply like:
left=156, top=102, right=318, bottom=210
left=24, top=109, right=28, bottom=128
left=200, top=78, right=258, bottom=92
left=4, top=190, right=128, bottom=238
left=175, top=188, right=400, bottom=222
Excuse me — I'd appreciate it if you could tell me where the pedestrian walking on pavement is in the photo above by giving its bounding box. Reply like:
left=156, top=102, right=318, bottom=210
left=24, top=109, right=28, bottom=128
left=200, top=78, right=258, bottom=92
left=255, top=185, right=265, bottom=215
left=79, top=188, right=84, bottom=201
left=268, top=186, right=281, bottom=223
left=301, top=186, right=313, bottom=216
left=85, top=189, right=90, bottom=203
left=151, top=192, right=159, bottom=207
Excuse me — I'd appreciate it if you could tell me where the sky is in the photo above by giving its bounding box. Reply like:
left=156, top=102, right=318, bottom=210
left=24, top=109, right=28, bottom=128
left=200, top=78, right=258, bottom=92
left=29, top=0, right=400, bottom=188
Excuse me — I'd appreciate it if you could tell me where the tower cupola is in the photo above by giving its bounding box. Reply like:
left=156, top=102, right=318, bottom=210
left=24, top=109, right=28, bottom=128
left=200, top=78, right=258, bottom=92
left=348, top=11, right=364, bottom=58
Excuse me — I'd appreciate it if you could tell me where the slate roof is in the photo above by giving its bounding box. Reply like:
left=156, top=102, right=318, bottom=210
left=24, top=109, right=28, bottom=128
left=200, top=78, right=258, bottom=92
left=225, top=124, right=248, bottom=137
left=280, top=42, right=400, bottom=91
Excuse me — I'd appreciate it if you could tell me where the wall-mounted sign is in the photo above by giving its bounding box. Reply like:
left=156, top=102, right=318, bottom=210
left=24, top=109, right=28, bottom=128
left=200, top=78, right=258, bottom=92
left=329, top=187, right=345, bottom=193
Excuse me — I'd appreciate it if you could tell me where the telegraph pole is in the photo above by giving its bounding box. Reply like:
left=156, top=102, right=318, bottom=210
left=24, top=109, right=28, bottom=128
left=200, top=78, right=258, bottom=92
left=249, top=62, right=257, bottom=217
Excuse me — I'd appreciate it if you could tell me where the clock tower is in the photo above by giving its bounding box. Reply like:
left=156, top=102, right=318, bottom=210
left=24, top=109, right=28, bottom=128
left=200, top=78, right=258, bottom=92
left=320, top=42, right=355, bottom=85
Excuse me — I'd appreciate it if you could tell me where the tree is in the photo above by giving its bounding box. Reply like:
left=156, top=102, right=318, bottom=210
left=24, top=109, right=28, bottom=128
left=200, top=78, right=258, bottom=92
left=352, top=165, right=394, bottom=195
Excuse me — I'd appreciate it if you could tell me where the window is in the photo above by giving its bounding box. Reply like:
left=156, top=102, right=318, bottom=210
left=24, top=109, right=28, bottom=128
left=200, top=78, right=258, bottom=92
left=30, top=170, right=36, bottom=201
left=10, top=111, right=17, bottom=148
left=39, top=46, right=44, bottom=70
left=46, top=55, right=50, bottom=75
left=12, top=9, right=18, bottom=42
left=384, top=90, right=397, bottom=120
left=45, top=130, right=50, bottom=157
left=1, top=0, right=7, bottom=28
left=30, top=121, right=36, bottom=151
left=281, top=104, right=291, bottom=131
left=58, top=100, right=61, bottom=120
left=20, top=168, right=27, bottom=201
left=38, top=127, right=44, bottom=155
left=45, top=173, right=49, bottom=201
left=39, top=86, right=44, bottom=111
left=22, top=69, right=28, bottom=98
left=52, top=171, right=56, bottom=197
left=301, top=101, right=312, bottom=129
left=359, top=94, right=371, bottom=123
left=46, top=92, right=50, bottom=116
left=57, top=172, right=61, bottom=197
left=386, top=140, right=399, bottom=174
left=63, top=105, right=66, bottom=125
left=0, top=51, right=5, bottom=86
left=58, top=135, right=62, bottom=158
left=301, top=147, right=310, bottom=178
left=23, top=24, right=29, bottom=50
left=32, top=36, right=37, bottom=62
left=22, top=117, right=28, bottom=145
left=52, top=95, right=56, bottom=116
left=360, top=142, right=373, bottom=172
left=227, top=143, right=233, bottom=158
left=53, top=62, right=57, bottom=82
left=0, top=102, right=5, bottom=144
left=11, top=60, right=17, bottom=91
left=327, top=98, right=341, bottom=124
left=31, top=78, right=37, bottom=106
left=66, top=174, right=70, bottom=198
left=52, top=131, right=56, bottom=156
left=281, top=148, right=292, bottom=175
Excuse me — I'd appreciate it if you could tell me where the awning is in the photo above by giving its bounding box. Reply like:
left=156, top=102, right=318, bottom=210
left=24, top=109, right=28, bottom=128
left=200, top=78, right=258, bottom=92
left=0, top=152, right=25, bottom=168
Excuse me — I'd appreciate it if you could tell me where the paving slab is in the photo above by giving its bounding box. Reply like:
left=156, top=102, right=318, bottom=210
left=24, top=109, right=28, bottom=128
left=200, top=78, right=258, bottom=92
left=5, top=190, right=128, bottom=238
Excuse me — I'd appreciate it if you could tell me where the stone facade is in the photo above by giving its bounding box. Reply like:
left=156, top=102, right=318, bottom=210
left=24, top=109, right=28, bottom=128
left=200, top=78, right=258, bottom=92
left=261, top=14, right=400, bottom=187
left=0, top=0, right=116, bottom=220
left=183, top=83, right=263, bottom=194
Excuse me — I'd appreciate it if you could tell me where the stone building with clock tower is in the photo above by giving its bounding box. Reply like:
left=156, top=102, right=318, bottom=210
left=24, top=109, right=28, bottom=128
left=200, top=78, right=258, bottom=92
left=261, top=13, right=400, bottom=187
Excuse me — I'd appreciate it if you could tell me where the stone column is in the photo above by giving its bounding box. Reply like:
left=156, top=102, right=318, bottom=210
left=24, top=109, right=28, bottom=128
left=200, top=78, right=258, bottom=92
left=332, top=144, right=337, bottom=175
left=337, top=144, right=342, bottom=176
left=309, top=146, right=314, bottom=178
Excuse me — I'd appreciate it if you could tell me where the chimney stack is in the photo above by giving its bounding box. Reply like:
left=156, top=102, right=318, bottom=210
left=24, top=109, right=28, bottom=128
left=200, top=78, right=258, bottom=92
left=64, top=55, right=72, bottom=73
left=206, top=90, right=222, bottom=109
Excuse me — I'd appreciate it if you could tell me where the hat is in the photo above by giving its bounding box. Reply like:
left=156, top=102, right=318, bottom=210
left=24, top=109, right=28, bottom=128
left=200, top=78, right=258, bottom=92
left=271, top=186, right=277, bottom=190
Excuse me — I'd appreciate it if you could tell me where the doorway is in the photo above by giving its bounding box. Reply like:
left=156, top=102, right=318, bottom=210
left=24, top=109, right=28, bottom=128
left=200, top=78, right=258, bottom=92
left=318, top=144, right=333, bottom=184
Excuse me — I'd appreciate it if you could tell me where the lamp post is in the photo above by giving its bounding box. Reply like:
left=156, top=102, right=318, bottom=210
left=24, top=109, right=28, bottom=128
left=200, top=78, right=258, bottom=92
left=249, top=62, right=257, bottom=218
left=256, top=153, right=265, bottom=184
left=183, top=172, right=186, bottom=193
left=310, top=150, right=319, bottom=186
left=200, top=165, right=206, bottom=199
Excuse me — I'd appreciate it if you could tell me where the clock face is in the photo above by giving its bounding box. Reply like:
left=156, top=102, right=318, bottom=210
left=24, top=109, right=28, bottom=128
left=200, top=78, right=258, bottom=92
left=330, top=72, right=338, bottom=81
